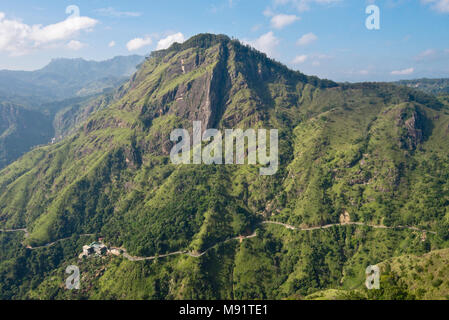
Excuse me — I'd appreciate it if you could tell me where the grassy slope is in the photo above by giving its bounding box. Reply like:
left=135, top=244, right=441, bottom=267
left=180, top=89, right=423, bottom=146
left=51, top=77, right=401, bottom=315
left=307, top=247, right=449, bottom=300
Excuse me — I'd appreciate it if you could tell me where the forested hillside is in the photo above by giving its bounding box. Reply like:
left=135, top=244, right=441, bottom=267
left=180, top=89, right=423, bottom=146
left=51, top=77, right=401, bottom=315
left=1, top=34, right=449, bottom=300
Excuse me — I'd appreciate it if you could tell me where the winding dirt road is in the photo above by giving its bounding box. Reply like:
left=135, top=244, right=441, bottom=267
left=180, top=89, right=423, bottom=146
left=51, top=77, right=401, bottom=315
left=261, top=221, right=437, bottom=234
left=112, top=232, right=258, bottom=261
left=113, top=222, right=434, bottom=262
left=27, top=234, right=96, bottom=250
left=0, top=220, right=435, bottom=262
left=0, top=228, right=95, bottom=249
left=0, top=228, right=29, bottom=238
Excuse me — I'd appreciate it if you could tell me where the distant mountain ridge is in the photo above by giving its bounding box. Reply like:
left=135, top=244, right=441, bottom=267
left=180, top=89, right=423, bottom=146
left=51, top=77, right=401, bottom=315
left=0, top=55, right=145, bottom=106
left=393, top=78, right=449, bottom=96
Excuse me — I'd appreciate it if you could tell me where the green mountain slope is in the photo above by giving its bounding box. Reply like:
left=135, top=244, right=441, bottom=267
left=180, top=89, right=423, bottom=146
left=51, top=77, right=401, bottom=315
left=307, top=247, right=449, bottom=300
left=1, top=34, right=449, bottom=300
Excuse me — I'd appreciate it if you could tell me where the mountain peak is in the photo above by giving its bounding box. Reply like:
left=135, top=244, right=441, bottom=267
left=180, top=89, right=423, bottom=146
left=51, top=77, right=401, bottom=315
left=150, top=33, right=231, bottom=59
left=147, top=33, right=336, bottom=89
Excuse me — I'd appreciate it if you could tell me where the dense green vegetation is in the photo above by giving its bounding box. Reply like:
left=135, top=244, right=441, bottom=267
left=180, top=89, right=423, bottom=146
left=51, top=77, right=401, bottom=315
left=308, top=247, right=449, bottom=300
left=1, top=34, right=449, bottom=299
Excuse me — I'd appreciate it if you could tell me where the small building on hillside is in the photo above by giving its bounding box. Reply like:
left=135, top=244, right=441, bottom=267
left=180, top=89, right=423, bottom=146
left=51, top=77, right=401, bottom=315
left=339, top=210, right=351, bottom=224
left=92, top=242, right=107, bottom=255
left=82, top=245, right=94, bottom=256
left=79, top=242, right=107, bottom=259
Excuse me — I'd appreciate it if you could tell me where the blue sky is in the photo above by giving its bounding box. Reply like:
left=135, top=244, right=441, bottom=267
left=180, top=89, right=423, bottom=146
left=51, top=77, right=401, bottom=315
left=0, top=0, right=448, bottom=82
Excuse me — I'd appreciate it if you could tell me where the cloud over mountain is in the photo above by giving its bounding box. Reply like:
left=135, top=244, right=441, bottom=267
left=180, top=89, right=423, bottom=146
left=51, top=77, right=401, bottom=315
left=156, top=33, right=186, bottom=50
left=127, top=36, right=152, bottom=51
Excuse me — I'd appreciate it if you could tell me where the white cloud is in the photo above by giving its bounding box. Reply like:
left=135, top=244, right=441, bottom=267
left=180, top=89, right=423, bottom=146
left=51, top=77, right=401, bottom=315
left=156, top=32, right=185, bottom=50
left=345, top=69, right=373, bottom=76
left=421, top=0, right=449, bottom=13
left=296, top=32, right=317, bottom=46
left=270, top=14, right=300, bottom=29
left=0, top=11, right=97, bottom=55
left=108, top=41, right=116, bottom=48
left=126, top=36, right=152, bottom=51
left=391, top=67, right=414, bottom=75
left=415, top=49, right=437, bottom=61
left=210, top=0, right=236, bottom=13
left=314, top=53, right=331, bottom=59
left=95, top=7, right=142, bottom=17
left=245, top=31, right=280, bottom=58
left=273, top=0, right=341, bottom=12
left=263, top=8, right=275, bottom=16
left=66, top=40, right=86, bottom=50
left=292, top=54, right=308, bottom=64
left=358, top=70, right=370, bottom=75
left=310, top=53, right=331, bottom=66
left=292, top=52, right=330, bottom=66
left=251, top=24, right=262, bottom=32
left=29, top=17, right=97, bottom=45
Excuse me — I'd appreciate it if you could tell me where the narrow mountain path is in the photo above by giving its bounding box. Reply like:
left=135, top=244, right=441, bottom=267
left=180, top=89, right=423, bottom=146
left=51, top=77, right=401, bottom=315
left=27, top=234, right=96, bottom=250
left=120, top=249, right=188, bottom=262
left=112, top=232, right=258, bottom=261
left=0, top=228, right=29, bottom=238
left=113, top=222, right=434, bottom=262
left=0, top=228, right=95, bottom=249
left=261, top=221, right=437, bottom=234
left=1, top=221, right=435, bottom=261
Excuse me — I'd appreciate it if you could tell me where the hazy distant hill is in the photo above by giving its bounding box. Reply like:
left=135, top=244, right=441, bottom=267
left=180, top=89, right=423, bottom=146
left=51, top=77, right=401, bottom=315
left=0, top=55, right=144, bottom=107
left=394, top=78, right=449, bottom=96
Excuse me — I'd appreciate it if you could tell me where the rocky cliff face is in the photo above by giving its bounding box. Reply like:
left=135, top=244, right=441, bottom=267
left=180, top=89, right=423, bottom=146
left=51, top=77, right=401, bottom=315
left=398, top=107, right=426, bottom=150
left=0, top=103, right=53, bottom=169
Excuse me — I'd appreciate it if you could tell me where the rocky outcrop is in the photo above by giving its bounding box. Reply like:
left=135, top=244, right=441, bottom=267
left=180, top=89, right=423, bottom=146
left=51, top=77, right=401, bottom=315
left=397, top=106, right=427, bottom=150
left=0, top=102, right=53, bottom=169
